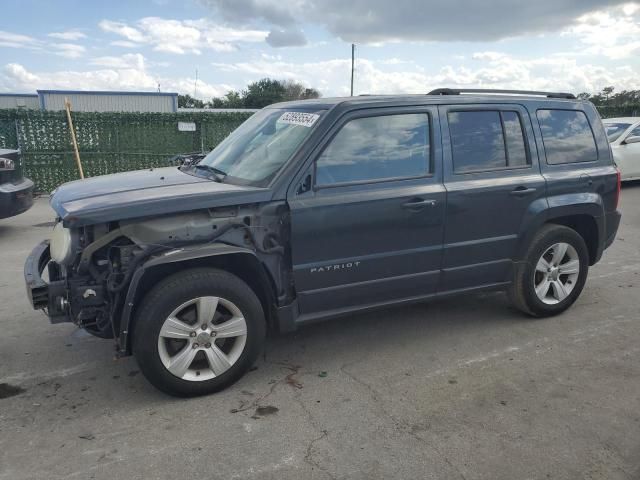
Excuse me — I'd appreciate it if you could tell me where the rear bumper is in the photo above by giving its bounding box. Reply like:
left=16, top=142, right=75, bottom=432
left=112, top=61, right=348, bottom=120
left=24, top=240, right=70, bottom=323
left=0, top=177, right=34, bottom=219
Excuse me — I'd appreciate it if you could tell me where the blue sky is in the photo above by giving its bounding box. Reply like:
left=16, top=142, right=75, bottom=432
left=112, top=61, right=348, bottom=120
left=0, top=0, right=638, bottom=99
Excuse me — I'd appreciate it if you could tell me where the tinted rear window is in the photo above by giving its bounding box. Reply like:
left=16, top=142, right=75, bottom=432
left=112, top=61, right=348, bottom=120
left=537, top=109, right=598, bottom=164
left=448, top=110, right=529, bottom=173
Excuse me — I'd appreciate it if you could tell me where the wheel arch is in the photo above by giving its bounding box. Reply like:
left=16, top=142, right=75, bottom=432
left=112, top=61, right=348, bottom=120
left=516, top=198, right=604, bottom=266
left=117, top=244, right=278, bottom=356
left=544, top=214, right=599, bottom=265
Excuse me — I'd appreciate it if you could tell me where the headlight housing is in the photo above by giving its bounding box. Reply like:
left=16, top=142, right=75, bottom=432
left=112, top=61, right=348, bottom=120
left=50, top=222, right=76, bottom=264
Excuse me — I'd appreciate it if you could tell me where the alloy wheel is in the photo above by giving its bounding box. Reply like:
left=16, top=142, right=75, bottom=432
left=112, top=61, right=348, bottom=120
left=533, top=242, right=580, bottom=305
left=157, top=296, right=248, bottom=381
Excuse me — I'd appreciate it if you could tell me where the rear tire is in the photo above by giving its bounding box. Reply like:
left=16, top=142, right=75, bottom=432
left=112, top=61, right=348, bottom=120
left=133, top=268, right=265, bottom=397
left=509, top=224, right=589, bottom=317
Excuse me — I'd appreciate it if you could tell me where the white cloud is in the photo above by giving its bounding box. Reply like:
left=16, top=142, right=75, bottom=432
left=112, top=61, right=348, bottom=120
left=98, top=17, right=267, bottom=54
left=0, top=59, right=232, bottom=99
left=204, top=0, right=633, bottom=43
left=0, top=30, right=86, bottom=58
left=563, top=3, right=640, bottom=59
left=48, top=30, right=87, bottom=41
left=53, top=43, right=86, bottom=59
left=212, top=53, right=640, bottom=96
left=91, top=53, right=146, bottom=69
left=98, top=20, right=148, bottom=43
left=110, top=40, right=139, bottom=48
left=0, top=30, right=39, bottom=49
left=472, top=51, right=508, bottom=61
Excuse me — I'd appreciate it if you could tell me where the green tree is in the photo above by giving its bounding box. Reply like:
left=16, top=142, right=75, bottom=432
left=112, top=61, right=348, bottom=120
left=602, top=86, right=615, bottom=101
left=222, top=91, right=244, bottom=108
left=178, top=94, right=205, bottom=109
left=301, top=87, right=321, bottom=99
left=242, top=78, right=287, bottom=108
left=282, top=80, right=321, bottom=101
left=208, top=91, right=244, bottom=108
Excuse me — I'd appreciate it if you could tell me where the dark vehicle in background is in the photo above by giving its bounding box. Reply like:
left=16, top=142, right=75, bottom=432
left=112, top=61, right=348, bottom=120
left=0, top=148, right=33, bottom=219
left=24, top=89, right=621, bottom=396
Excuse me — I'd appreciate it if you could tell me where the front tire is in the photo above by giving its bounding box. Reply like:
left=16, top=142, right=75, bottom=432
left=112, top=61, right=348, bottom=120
left=133, top=268, right=266, bottom=397
left=510, top=224, right=589, bottom=317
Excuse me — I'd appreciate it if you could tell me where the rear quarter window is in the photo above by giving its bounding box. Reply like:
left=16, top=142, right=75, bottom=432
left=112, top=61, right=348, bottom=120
left=537, top=109, right=598, bottom=165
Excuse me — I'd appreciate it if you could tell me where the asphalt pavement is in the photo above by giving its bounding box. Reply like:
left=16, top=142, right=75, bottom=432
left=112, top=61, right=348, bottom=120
left=1, top=184, right=639, bottom=480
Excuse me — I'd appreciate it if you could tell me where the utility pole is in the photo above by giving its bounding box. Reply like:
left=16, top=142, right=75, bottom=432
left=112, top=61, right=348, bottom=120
left=194, top=68, right=199, bottom=98
left=350, top=43, right=355, bottom=96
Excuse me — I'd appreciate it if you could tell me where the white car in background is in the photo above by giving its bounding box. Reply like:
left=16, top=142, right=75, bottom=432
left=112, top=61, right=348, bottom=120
left=603, top=117, right=640, bottom=181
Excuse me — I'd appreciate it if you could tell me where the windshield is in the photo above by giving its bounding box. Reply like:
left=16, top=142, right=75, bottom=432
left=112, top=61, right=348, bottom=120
left=603, top=122, right=632, bottom=142
left=196, top=108, right=324, bottom=186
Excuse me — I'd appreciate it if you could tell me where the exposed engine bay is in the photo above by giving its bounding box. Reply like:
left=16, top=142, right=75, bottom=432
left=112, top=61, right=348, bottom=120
left=44, top=202, right=291, bottom=349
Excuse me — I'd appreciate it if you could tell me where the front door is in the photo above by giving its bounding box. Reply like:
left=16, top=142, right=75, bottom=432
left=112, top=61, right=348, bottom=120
left=439, top=104, right=547, bottom=292
left=287, top=107, right=445, bottom=319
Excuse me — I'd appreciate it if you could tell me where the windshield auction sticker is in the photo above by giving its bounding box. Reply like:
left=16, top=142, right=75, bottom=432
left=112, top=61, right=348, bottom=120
left=278, top=112, right=320, bottom=128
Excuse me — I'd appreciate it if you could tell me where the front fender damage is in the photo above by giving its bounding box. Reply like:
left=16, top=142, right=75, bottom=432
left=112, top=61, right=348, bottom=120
left=56, top=201, right=292, bottom=354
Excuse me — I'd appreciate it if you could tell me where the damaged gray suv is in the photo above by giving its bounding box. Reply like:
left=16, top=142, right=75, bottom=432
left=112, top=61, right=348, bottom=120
left=25, top=89, right=622, bottom=396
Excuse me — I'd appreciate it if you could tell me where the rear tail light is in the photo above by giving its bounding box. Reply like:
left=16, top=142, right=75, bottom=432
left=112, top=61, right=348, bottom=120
left=614, top=167, right=621, bottom=210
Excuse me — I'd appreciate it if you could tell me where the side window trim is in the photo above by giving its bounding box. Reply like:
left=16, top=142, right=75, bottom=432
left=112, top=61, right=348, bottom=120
left=499, top=111, right=511, bottom=167
left=447, top=108, right=532, bottom=175
left=313, top=110, right=434, bottom=190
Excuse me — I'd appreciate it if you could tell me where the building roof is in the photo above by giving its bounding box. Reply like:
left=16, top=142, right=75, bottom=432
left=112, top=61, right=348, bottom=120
left=36, top=90, right=178, bottom=97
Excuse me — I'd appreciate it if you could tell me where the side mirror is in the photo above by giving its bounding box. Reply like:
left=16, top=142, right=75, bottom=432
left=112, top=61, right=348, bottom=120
left=623, top=136, right=640, bottom=145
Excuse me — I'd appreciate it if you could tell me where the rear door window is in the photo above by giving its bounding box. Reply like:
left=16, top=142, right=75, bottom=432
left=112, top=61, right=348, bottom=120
left=536, top=109, right=598, bottom=164
left=448, top=110, right=529, bottom=173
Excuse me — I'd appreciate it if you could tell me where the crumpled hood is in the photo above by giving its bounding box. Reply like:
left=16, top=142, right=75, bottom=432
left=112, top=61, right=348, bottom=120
left=50, top=167, right=271, bottom=227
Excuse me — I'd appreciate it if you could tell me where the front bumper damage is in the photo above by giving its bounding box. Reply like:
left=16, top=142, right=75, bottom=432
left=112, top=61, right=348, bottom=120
left=24, top=240, right=69, bottom=323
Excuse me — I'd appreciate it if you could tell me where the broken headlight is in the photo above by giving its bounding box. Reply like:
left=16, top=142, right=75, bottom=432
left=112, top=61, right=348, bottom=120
left=50, top=222, right=77, bottom=264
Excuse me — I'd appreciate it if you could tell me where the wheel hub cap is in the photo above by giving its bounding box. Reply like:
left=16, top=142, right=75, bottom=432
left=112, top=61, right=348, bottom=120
left=196, top=332, right=210, bottom=344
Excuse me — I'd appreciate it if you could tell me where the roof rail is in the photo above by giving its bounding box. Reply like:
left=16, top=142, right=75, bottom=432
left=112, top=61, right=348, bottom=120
left=427, top=88, right=576, bottom=100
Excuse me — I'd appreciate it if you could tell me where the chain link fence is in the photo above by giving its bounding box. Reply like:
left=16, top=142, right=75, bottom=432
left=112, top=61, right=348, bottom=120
left=0, top=105, right=638, bottom=192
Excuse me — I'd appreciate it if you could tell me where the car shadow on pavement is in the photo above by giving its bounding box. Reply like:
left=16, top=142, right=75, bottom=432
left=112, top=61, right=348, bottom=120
left=2, top=289, right=537, bottom=413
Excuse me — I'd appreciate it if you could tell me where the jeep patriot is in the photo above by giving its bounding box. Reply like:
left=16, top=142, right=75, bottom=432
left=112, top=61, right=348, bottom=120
left=25, top=88, right=622, bottom=396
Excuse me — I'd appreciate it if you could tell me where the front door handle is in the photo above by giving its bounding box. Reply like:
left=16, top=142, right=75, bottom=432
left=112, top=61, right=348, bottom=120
left=509, top=186, right=537, bottom=197
left=402, top=198, right=437, bottom=210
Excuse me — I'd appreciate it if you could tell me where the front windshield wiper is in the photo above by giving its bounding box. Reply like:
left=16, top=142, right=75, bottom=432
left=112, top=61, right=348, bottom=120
left=192, top=164, right=228, bottom=182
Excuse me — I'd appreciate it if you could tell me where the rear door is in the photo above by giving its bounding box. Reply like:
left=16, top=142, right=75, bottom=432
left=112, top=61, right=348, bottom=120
left=439, top=104, right=546, bottom=292
left=287, top=106, right=445, bottom=318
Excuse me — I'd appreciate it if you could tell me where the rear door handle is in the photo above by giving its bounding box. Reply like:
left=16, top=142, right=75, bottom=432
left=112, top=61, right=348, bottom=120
left=509, top=186, right=537, bottom=197
left=402, top=198, right=437, bottom=210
